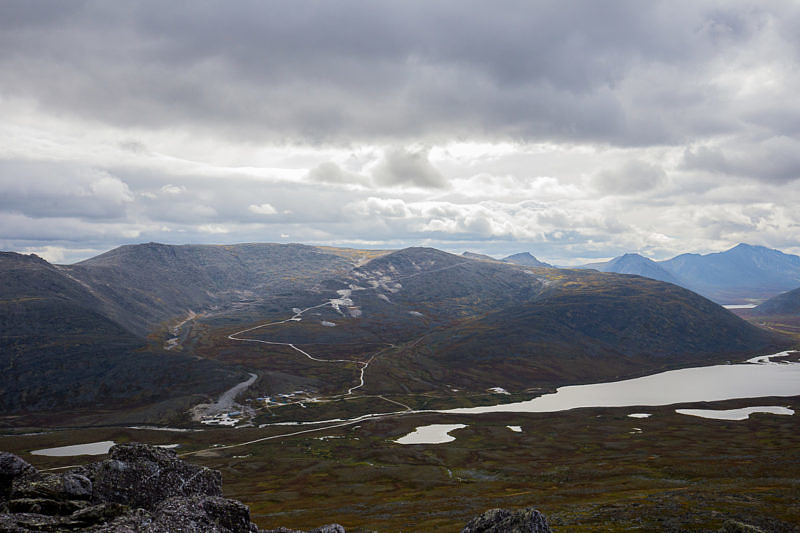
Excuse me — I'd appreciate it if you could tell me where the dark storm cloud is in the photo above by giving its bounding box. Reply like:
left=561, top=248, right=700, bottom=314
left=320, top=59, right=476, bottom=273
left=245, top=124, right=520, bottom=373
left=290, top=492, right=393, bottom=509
left=1, top=0, right=796, bottom=146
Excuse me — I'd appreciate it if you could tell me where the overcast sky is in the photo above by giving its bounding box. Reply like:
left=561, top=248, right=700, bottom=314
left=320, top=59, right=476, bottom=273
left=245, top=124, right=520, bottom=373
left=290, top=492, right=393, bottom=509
left=2, top=1, right=799, bottom=265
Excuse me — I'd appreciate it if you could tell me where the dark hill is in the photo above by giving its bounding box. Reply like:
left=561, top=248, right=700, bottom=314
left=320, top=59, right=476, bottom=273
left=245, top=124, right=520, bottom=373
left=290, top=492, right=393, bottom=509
left=226, top=247, right=786, bottom=396
left=64, top=242, right=354, bottom=336
left=363, top=265, right=783, bottom=392
left=0, top=252, right=246, bottom=418
left=752, top=286, right=800, bottom=316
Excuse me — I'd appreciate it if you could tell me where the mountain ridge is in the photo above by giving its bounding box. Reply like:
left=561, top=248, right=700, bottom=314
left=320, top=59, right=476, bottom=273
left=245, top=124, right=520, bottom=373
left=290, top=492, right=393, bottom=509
left=1, top=242, right=790, bottom=423
left=580, top=243, right=800, bottom=303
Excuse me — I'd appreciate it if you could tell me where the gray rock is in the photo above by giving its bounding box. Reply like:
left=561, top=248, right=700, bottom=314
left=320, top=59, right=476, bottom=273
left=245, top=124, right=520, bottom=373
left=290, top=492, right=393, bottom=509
left=154, top=495, right=254, bottom=532
left=78, top=442, right=222, bottom=510
left=10, top=471, right=93, bottom=502
left=311, top=526, right=346, bottom=533
left=62, top=473, right=92, bottom=499
left=461, top=507, right=552, bottom=533
left=0, top=452, right=37, bottom=500
left=70, top=502, right=130, bottom=525
left=4, top=496, right=87, bottom=516
left=86, top=496, right=257, bottom=533
left=0, top=445, right=349, bottom=533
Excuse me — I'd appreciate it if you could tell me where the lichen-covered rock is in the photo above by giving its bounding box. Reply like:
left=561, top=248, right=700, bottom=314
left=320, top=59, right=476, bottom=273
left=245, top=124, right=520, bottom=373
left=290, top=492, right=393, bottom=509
left=0, top=452, right=37, bottom=500
left=0, top=445, right=259, bottom=533
left=461, top=507, right=552, bottom=533
left=77, top=442, right=222, bottom=510
left=153, top=495, right=255, bottom=532
left=70, top=502, right=130, bottom=526
left=10, top=471, right=93, bottom=501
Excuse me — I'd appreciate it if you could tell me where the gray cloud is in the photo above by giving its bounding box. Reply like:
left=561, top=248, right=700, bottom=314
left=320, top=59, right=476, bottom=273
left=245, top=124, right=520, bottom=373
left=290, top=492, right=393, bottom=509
left=371, top=148, right=448, bottom=189
left=0, top=160, right=133, bottom=219
left=682, top=136, right=800, bottom=183
left=2, top=1, right=800, bottom=263
left=307, top=162, right=370, bottom=186
left=1, top=1, right=797, bottom=146
left=593, top=159, right=667, bottom=194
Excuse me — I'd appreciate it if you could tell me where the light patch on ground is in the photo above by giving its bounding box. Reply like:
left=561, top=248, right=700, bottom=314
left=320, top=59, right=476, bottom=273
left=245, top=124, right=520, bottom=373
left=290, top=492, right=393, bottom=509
left=675, top=406, right=794, bottom=421
left=394, top=424, right=468, bottom=445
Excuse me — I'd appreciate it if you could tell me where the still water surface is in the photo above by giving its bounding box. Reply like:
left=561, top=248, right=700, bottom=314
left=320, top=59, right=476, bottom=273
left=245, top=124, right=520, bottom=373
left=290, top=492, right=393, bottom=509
left=394, top=424, right=467, bottom=444
left=440, top=351, right=800, bottom=415
left=31, top=441, right=115, bottom=457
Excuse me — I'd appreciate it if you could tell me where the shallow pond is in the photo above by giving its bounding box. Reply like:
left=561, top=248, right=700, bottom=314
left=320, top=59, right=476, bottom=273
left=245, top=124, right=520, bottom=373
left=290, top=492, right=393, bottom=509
left=31, top=440, right=116, bottom=457
left=395, top=424, right=467, bottom=445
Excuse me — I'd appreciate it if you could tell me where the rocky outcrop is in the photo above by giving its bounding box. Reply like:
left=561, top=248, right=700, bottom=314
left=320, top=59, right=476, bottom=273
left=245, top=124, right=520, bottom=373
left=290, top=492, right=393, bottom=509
left=0, top=443, right=342, bottom=533
left=461, top=507, right=552, bottom=533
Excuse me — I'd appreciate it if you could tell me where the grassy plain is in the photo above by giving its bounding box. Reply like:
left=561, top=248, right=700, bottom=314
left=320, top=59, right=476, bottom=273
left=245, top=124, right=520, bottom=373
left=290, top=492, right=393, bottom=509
left=3, top=394, right=799, bottom=532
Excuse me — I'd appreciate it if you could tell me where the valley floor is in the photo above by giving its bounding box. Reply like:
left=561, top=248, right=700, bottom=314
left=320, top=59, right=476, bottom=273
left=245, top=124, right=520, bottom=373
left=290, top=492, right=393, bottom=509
left=4, top=394, right=799, bottom=532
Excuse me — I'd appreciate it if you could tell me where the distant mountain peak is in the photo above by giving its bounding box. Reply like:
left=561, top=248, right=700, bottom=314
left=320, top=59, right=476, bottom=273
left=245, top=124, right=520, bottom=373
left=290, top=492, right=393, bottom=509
left=501, top=252, right=552, bottom=268
left=582, top=253, right=680, bottom=285
left=727, top=243, right=769, bottom=253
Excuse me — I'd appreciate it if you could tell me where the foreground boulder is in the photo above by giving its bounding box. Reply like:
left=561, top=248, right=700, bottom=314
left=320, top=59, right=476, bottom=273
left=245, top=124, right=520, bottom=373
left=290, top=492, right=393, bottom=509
left=461, top=507, right=552, bottom=533
left=0, top=444, right=279, bottom=532
left=75, top=442, right=223, bottom=510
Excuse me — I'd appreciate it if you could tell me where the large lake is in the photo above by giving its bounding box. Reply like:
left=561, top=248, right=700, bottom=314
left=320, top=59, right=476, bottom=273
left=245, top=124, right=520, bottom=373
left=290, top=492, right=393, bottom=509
left=440, top=351, right=800, bottom=415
